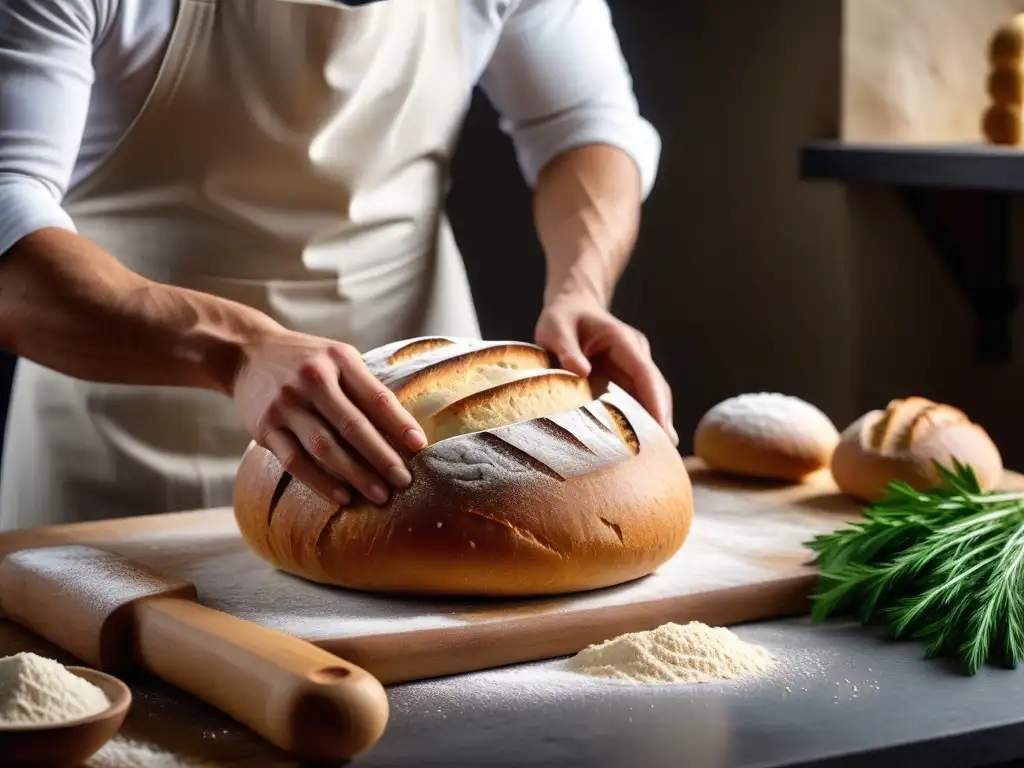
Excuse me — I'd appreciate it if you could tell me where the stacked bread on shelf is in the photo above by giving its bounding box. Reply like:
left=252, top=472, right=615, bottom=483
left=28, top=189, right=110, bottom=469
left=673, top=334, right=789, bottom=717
left=694, top=393, right=1002, bottom=503
left=984, top=14, right=1024, bottom=145
left=234, top=337, right=694, bottom=597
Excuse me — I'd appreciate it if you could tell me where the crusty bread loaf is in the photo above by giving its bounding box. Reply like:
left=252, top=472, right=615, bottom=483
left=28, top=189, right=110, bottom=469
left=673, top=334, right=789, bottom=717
left=693, top=393, right=840, bottom=482
left=831, top=396, right=1004, bottom=503
left=233, top=337, right=693, bottom=597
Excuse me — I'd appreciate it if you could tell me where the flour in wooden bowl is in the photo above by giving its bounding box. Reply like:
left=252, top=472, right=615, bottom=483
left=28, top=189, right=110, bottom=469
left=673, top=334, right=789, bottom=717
left=0, top=652, right=110, bottom=726
left=567, top=622, right=775, bottom=684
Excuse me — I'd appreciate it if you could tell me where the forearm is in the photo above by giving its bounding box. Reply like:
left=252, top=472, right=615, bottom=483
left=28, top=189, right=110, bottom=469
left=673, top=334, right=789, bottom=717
left=0, top=228, right=279, bottom=393
left=533, top=144, right=642, bottom=308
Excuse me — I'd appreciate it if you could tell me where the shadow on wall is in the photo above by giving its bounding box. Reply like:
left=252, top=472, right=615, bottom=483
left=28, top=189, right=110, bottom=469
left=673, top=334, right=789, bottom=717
left=449, top=0, right=856, bottom=455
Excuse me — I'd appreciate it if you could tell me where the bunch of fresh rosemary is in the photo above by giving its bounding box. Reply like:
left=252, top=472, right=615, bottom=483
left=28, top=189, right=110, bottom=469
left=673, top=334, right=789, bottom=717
left=805, top=460, right=1024, bottom=674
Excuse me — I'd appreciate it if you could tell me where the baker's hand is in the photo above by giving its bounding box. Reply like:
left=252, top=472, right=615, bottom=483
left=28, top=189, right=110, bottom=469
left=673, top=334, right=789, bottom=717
left=231, top=328, right=427, bottom=506
left=535, top=293, right=678, bottom=446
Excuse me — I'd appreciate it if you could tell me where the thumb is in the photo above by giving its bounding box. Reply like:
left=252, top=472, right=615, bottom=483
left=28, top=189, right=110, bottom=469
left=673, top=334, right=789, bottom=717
left=538, top=313, right=592, bottom=377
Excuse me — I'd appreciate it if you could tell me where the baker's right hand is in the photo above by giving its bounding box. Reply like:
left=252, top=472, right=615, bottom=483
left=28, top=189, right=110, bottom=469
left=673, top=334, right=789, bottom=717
left=230, top=328, right=427, bottom=506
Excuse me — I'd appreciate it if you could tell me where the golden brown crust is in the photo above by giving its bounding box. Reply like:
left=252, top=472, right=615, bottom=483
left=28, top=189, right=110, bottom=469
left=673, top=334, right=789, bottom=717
left=372, top=340, right=552, bottom=394
left=233, top=338, right=693, bottom=597
left=830, top=397, right=1004, bottom=503
left=425, top=370, right=593, bottom=444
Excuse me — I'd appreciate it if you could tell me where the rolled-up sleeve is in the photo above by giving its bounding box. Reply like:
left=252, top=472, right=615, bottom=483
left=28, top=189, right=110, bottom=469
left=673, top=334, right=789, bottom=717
left=479, top=0, right=661, bottom=199
left=0, top=0, right=97, bottom=255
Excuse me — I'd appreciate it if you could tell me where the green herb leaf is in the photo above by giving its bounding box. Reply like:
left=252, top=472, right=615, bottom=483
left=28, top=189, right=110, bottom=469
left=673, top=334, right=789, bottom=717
left=805, top=459, right=1024, bottom=675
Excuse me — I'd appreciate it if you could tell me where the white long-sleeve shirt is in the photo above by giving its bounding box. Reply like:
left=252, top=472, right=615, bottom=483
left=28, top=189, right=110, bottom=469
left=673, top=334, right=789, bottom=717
left=0, top=0, right=660, bottom=257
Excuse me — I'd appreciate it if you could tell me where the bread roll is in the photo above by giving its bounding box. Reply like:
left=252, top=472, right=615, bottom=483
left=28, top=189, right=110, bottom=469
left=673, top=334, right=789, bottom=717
left=988, top=66, right=1024, bottom=106
left=982, top=102, right=1022, bottom=145
left=990, top=15, right=1024, bottom=68
left=693, top=393, right=839, bottom=481
left=830, top=397, right=1003, bottom=503
left=233, top=337, right=693, bottom=597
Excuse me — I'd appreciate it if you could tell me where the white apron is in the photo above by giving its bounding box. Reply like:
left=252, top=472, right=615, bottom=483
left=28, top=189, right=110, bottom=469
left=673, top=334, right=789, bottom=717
left=0, top=0, right=480, bottom=529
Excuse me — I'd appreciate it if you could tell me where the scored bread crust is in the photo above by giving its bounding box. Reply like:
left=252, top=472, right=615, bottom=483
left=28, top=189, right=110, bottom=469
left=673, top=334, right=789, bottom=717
left=693, top=393, right=840, bottom=482
left=233, top=337, right=693, bottom=597
left=425, top=370, right=593, bottom=444
left=831, top=397, right=1004, bottom=503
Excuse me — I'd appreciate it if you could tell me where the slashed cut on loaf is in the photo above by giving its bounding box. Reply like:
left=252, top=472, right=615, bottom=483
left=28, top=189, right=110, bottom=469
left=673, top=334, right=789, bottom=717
left=233, top=337, right=694, bottom=597
left=831, top=396, right=1004, bottom=503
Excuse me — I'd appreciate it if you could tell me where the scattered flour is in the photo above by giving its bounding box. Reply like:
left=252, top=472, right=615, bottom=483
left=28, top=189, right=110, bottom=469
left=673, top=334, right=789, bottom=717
left=0, top=652, right=110, bottom=726
left=567, top=622, right=775, bottom=684
left=86, top=737, right=217, bottom=768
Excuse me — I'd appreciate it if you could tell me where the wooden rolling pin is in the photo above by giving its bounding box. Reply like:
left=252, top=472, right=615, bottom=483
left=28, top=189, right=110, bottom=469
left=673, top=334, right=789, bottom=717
left=0, top=545, right=388, bottom=760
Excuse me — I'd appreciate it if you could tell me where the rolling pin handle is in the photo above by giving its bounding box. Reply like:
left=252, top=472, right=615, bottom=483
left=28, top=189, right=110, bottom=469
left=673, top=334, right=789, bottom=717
left=134, top=597, right=389, bottom=760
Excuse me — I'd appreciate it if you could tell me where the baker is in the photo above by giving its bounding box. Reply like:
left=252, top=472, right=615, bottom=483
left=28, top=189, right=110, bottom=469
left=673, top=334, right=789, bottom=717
left=0, top=0, right=673, bottom=530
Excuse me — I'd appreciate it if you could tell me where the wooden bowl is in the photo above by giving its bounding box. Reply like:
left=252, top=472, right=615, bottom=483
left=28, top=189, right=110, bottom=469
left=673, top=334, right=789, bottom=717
left=0, top=667, right=132, bottom=768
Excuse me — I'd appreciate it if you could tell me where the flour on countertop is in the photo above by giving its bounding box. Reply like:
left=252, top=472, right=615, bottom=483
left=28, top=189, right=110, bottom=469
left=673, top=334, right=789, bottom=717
left=567, top=622, right=775, bottom=684
left=0, top=652, right=110, bottom=726
left=86, top=737, right=218, bottom=768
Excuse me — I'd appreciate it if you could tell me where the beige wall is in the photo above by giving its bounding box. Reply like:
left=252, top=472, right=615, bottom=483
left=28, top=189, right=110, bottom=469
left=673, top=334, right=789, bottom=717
left=450, top=0, right=1024, bottom=466
left=844, top=0, right=1024, bottom=143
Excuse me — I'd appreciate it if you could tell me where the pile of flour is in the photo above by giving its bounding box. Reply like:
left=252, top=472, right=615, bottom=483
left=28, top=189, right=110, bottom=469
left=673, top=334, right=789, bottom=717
left=0, top=652, right=110, bottom=726
left=568, top=621, right=775, bottom=684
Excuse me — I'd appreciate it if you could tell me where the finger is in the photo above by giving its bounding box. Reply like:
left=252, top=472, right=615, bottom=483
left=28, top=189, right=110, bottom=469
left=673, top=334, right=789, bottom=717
left=310, top=379, right=414, bottom=491
left=328, top=346, right=428, bottom=452
left=633, top=329, right=651, bottom=356
left=262, top=427, right=352, bottom=507
left=284, top=406, right=392, bottom=505
left=637, top=331, right=678, bottom=446
left=537, top=313, right=592, bottom=377
left=661, top=373, right=679, bottom=446
left=605, top=330, right=672, bottom=431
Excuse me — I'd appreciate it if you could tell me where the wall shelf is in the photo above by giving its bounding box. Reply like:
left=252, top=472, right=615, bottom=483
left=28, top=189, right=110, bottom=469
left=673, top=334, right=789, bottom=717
left=800, top=140, right=1020, bottom=364
left=801, top=140, right=1024, bottom=192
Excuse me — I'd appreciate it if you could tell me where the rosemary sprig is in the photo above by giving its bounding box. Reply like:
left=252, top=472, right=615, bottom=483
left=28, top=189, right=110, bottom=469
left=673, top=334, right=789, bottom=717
left=805, top=459, right=1024, bottom=675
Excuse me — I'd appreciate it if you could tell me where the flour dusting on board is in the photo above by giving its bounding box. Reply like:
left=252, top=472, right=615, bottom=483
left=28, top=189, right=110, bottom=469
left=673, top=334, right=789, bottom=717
left=82, top=473, right=853, bottom=644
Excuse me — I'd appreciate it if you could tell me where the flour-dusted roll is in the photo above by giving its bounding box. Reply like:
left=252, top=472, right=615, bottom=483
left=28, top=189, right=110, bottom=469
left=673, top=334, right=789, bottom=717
left=831, top=396, right=1004, bottom=503
left=233, top=337, right=693, bottom=597
left=693, top=393, right=840, bottom=482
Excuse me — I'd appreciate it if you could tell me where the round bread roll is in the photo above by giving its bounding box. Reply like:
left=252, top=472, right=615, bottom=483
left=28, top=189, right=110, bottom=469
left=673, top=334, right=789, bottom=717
left=233, top=337, right=693, bottom=597
left=693, top=393, right=840, bottom=481
left=988, top=66, right=1024, bottom=106
left=982, top=102, right=1022, bottom=145
left=830, top=396, right=1003, bottom=503
left=990, top=15, right=1024, bottom=67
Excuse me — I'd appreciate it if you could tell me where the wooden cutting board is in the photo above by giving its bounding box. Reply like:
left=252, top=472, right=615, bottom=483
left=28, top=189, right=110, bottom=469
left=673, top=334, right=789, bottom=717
left=0, top=457, right=968, bottom=684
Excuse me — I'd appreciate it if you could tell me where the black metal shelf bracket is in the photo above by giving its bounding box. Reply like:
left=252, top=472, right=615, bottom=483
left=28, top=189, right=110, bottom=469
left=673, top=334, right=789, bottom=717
left=799, top=141, right=1022, bottom=364
left=894, top=187, right=1018, bottom=364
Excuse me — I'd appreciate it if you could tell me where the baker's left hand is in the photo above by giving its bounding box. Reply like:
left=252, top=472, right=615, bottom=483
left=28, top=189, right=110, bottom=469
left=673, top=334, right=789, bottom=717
left=535, top=292, right=678, bottom=446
